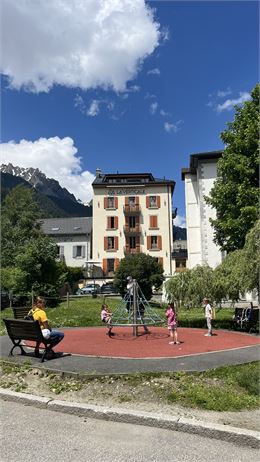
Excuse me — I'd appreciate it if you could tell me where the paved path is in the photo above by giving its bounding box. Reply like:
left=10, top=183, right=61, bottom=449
left=1, top=327, right=259, bottom=375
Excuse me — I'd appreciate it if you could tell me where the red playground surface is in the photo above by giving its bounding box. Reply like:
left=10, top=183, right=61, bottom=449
left=47, top=327, right=259, bottom=359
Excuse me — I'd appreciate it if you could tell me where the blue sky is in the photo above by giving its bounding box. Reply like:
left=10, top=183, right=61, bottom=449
left=1, top=0, right=258, bottom=225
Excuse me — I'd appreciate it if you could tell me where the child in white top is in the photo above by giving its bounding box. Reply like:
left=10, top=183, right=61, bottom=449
left=101, top=304, right=114, bottom=336
left=203, top=298, right=214, bottom=336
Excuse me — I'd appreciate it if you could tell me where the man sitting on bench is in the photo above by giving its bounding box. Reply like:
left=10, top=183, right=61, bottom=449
left=30, top=296, right=64, bottom=358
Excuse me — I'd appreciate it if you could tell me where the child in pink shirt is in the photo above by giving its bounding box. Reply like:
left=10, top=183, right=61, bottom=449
left=165, top=303, right=180, bottom=345
left=101, top=304, right=114, bottom=336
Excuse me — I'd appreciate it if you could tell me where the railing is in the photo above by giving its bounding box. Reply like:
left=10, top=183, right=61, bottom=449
left=123, top=224, right=141, bottom=234
left=123, top=204, right=140, bottom=214
left=124, top=246, right=141, bottom=255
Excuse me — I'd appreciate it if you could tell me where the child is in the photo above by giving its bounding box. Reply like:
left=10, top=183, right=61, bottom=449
left=101, top=304, right=114, bottom=337
left=203, top=298, right=214, bottom=336
left=165, top=302, right=179, bottom=345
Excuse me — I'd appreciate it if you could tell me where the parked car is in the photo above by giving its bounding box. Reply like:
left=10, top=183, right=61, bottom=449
left=80, top=284, right=101, bottom=294
left=100, top=283, right=118, bottom=294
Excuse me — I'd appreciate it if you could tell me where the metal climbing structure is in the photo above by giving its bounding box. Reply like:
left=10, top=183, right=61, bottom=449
left=110, top=279, right=164, bottom=336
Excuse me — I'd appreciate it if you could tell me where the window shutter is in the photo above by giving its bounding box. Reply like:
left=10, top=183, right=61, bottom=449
left=103, top=259, right=108, bottom=276
left=158, top=257, right=163, bottom=268
left=158, top=235, right=162, bottom=250
left=107, top=217, right=110, bottom=229
left=147, top=236, right=151, bottom=250
left=135, top=196, right=139, bottom=205
left=82, top=246, right=86, bottom=258
left=104, top=237, right=108, bottom=251
left=115, top=258, right=120, bottom=270
left=72, top=246, right=77, bottom=257
left=146, top=196, right=150, bottom=208
left=60, top=246, right=64, bottom=255
left=115, top=236, right=118, bottom=250
left=115, top=216, right=118, bottom=229
left=114, top=197, right=118, bottom=209
left=156, top=196, right=161, bottom=208
left=125, top=197, right=129, bottom=205
left=104, top=197, right=108, bottom=209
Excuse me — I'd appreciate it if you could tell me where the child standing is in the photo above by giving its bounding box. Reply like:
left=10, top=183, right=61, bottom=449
left=203, top=298, right=214, bottom=336
left=165, top=302, right=180, bottom=345
left=101, top=304, right=114, bottom=337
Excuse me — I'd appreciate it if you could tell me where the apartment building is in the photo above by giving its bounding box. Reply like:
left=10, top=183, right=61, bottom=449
left=92, top=171, right=175, bottom=277
left=40, top=217, right=92, bottom=267
left=181, top=151, right=224, bottom=269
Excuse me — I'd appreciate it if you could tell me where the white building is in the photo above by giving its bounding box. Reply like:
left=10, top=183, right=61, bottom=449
left=181, top=151, right=224, bottom=269
left=92, top=171, right=175, bottom=277
left=40, top=217, right=92, bottom=267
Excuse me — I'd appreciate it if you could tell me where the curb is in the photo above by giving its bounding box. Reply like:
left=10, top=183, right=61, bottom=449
left=1, top=388, right=259, bottom=449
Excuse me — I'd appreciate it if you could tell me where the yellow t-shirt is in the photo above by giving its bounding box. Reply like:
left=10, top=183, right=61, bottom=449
left=32, top=307, right=48, bottom=330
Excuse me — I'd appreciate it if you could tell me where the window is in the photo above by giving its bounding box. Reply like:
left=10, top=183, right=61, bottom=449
left=107, top=259, right=115, bottom=272
left=129, top=216, right=136, bottom=228
left=176, top=259, right=186, bottom=269
left=151, top=236, right=158, bottom=249
left=73, top=245, right=85, bottom=258
left=149, top=215, right=158, bottom=229
left=108, top=197, right=115, bottom=209
left=57, top=245, right=64, bottom=256
left=149, top=196, right=157, bottom=207
left=107, top=237, right=115, bottom=250
left=129, top=236, right=136, bottom=249
left=128, top=196, right=136, bottom=206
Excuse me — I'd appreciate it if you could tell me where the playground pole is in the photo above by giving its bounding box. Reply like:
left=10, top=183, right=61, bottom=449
left=133, top=279, right=138, bottom=336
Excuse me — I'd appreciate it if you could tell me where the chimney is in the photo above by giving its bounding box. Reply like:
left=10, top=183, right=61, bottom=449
left=96, top=168, right=102, bottom=178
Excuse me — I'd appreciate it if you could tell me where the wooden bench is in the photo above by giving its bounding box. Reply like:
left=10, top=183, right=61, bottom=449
left=12, top=306, right=31, bottom=319
left=3, top=318, right=53, bottom=362
left=232, top=307, right=259, bottom=333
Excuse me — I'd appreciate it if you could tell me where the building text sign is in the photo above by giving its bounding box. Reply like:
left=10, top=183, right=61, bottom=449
left=108, top=189, right=146, bottom=196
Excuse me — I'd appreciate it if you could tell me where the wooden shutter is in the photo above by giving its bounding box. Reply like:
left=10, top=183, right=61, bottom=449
left=146, top=196, right=150, bottom=208
left=135, top=196, right=139, bottom=205
left=158, top=235, right=162, bottom=250
left=150, top=216, right=157, bottom=228
left=156, top=196, right=161, bottom=208
left=104, top=237, right=108, bottom=251
left=158, top=257, right=163, bottom=268
left=59, top=246, right=64, bottom=255
left=72, top=246, right=77, bottom=257
left=107, top=217, right=111, bottom=229
left=103, top=259, right=108, bottom=276
left=114, top=216, right=118, bottom=229
left=114, top=197, right=118, bottom=209
left=125, top=197, right=129, bottom=205
left=147, top=236, right=151, bottom=250
left=114, top=236, right=118, bottom=250
left=82, top=246, right=86, bottom=258
left=104, top=197, right=108, bottom=209
left=114, top=258, right=120, bottom=270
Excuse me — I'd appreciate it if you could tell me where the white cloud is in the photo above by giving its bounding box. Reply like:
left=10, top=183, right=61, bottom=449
left=216, top=92, right=251, bottom=112
left=1, top=0, right=160, bottom=93
left=87, top=100, right=100, bottom=117
left=217, top=88, right=232, bottom=98
left=147, top=68, right=160, bottom=76
left=150, top=102, right=158, bottom=115
left=164, top=120, right=183, bottom=133
left=0, top=137, right=95, bottom=202
left=160, top=109, right=171, bottom=117
left=174, top=215, right=186, bottom=228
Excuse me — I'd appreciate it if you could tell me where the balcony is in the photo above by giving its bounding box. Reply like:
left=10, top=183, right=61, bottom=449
left=124, top=245, right=141, bottom=256
left=123, top=204, right=140, bottom=215
left=123, top=224, right=141, bottom=235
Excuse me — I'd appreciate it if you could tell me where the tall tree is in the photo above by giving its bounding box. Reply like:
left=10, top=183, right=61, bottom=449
left=206, top=84, right=259, bottom=252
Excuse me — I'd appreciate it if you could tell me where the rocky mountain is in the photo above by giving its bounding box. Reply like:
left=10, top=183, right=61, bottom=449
left=0, top=164, right=92, bottom=218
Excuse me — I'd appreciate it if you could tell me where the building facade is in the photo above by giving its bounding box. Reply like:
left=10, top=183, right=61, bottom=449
left=92, top=171, right=175, bottom=277
left=181, top=151, right=224, bottom=269
left=40, top=217, right=92, bottom=267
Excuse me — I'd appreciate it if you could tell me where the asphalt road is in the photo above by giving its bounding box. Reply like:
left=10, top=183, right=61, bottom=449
left=1, top=400, right=258, bottom=462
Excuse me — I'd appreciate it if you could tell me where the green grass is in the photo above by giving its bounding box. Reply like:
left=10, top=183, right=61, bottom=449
left=0, top=296, right=236, bottom=335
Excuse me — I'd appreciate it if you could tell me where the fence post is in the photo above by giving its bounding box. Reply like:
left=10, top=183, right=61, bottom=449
left=67, top=292, right=69, bottom=309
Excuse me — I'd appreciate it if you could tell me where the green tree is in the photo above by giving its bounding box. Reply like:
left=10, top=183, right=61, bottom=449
left=206, top=84, right=259, bottom=252
left=1, top=185, right=41, bottom=267
left=240, top=219, right=260, bottom=295
left=113, top=253, right=164, bottom=300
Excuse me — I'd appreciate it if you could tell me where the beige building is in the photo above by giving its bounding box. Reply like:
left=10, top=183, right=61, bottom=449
left=92, top=171, right=175, bottom=278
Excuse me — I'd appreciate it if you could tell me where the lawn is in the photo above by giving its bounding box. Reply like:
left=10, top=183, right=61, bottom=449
left=0, top=295, right=235, bottom=335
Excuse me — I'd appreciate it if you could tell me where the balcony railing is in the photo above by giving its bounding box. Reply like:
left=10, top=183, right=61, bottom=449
left=123, top=224, right=141, bottom=235
left=124, top=246, right=141, bottom=256
left=123, top=204, right=140, bottom=214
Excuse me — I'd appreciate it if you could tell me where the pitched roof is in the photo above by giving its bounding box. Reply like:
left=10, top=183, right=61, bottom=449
left=40, top=217, right=92, bottom=235
left=92, top=172, right=175, bottom=190
left=181, top=150, right=223, bottom=180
